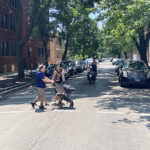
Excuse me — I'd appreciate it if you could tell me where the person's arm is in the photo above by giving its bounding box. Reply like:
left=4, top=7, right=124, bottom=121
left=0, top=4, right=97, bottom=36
left=42, top=77, right=54, bottom=83
left=52, top=71, right=57, bottom=81
left=62, top=69, right=65, bottom=75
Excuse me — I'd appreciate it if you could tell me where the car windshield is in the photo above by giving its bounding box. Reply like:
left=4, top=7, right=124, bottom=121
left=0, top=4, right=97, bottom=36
left=60, top=63, right=67, bottom=69
left=47, top=65, right=55, bottom=69
left=64, top=61, right=70, bottom=66
left=127, top=62, right=147, bottom=70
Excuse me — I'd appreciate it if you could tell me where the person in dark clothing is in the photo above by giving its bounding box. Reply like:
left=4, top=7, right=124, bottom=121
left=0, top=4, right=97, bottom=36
left=91, top=60, right=97, bottom=75
left=31, top=65, right=54, bottom=109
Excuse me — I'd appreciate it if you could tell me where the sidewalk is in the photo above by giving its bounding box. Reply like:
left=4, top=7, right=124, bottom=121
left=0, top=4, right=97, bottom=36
left=0, top=70, right=36, bottom=79
left=0, top=70, right=37, bottom=97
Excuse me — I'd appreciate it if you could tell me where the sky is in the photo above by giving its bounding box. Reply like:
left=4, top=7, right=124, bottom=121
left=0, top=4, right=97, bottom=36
left=89, top=13, right=103, bottom=29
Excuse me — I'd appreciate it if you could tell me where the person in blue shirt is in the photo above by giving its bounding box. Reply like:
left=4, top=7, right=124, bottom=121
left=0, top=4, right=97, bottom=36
left=31, top=65, right=54, bottom=109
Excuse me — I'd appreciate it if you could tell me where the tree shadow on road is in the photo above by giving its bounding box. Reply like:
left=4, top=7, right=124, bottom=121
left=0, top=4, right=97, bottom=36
left=93, top=68, right=150, bottom=130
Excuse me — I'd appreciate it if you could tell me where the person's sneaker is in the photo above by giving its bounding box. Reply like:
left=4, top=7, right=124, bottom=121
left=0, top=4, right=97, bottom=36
left=31, top=102, right=35, bottom=108
left=45, top=103, right=49, bottom=106
left=39, top=105, right=46, bottom=109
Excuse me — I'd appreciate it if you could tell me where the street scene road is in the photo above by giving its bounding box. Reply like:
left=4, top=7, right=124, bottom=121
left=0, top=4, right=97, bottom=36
left=0, top=61, right=150, bottom=150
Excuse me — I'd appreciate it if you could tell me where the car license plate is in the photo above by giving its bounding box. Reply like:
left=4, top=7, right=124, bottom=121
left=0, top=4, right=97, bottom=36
left=135, top=78, right=140, bottom=82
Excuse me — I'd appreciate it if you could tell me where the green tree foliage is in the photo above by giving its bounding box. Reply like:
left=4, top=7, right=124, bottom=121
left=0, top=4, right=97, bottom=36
left=68, top=17, right=102, bottom=60
left=32, top=8, right=57, bottom=67
left=53, top=0, right=98, bottom=60
left=97, top=0, right=150, bottom=64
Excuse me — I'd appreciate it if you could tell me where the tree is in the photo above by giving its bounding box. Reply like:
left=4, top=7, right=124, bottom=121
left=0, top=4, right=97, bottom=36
left=68, top=17, right=102, bottom=60
left=97, top=0, right=150, bottom=65
left=16, top=0, right=53, bottom=78
left=53, top=0, right=98, bottom=60
left=32, top=8, right=57, bottom=67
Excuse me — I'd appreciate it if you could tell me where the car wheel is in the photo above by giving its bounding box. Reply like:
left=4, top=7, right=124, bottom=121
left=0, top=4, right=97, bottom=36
left=90, top=80, right=92, bottom=84
left=145, top=79, right=150, bottom=88
left=117, top=71, right=119, bottom=76
left=119, top=76, right=127, bottom=87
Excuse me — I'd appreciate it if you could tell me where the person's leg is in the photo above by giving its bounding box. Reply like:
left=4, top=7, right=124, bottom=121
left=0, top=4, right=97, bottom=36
left=44, top=97, right=49, bottom=106
left=31, top=88, right=41, bottom=108
left=52, top=89, right=57, bottom=102
left=33, top=96, right=41, bottom=103
left=37, top=88, right=46, bottom=108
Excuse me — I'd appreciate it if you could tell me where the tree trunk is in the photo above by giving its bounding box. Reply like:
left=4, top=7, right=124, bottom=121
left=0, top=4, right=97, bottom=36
left=132, top=26, right=150, bottom=66
left=124, top=52, right=128, bottom=59
left=139, top=44, right=148, bottom=65
left=43, top=40, right=48, bottom=67
left=132, top=33, right=148, bottom=65
left=82, top=42, right=86, bottom=60
left=62, top=30, right=70, bottom=61
left=16, top=0, right=24, bottom=78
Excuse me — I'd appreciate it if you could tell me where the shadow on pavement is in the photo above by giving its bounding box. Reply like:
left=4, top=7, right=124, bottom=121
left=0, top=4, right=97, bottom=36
left=1, top=62, right=150, bottom=129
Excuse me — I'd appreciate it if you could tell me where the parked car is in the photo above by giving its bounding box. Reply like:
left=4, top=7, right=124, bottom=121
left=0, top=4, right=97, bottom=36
left=84, top=61, right=89, bottom=69
left=75, top=60, right=82, bottom=73
left=45, top=64, right=56, bottom=78
left=119, top=61, right=150, bottom=87
left=115, top=59, right=126, bottom=75
left=85, top=58, right=93, bottom=67
left=62, top=61, right=77, bottom=76
left=99, top=58, right=104, bottom=62
left=110, top=58, right=113, bottom=62
left=69, top=61, right=78, bottom=75
left=85, top=59, right=92, bottom=68
left=112, top=58, right=119, bottom=65
left=81, top=61, right=86, bottom=71
left=59, top=62, right=70, bottom=78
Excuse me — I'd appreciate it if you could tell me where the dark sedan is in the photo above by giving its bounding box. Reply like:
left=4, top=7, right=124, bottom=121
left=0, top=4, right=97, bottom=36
left=75, top=60, right=82, bottom=73
left=119, top=61, right=150, bottom=87
left=45, top=64, right=56, bottom=79
left=62, top=61, right=77, bottom=76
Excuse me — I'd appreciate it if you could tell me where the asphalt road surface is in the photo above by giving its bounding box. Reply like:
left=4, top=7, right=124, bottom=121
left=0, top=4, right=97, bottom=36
left=0, top=61, right=150, bottom=150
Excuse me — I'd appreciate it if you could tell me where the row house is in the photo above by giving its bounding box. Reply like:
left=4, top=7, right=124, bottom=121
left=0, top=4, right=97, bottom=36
left=0, top=0, right=18, bottom=73
left=0, top=0, right=63, bottom=73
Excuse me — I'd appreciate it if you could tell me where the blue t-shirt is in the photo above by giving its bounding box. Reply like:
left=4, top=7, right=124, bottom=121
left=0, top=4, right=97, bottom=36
left=36, top=71, right=46, bottom=88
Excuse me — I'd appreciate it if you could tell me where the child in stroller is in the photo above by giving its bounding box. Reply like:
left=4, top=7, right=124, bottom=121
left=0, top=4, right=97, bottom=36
left=53, top=83, right=75, bottom=108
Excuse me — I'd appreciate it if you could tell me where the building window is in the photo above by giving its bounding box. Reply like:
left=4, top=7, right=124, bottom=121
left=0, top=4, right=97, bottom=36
left=12, top=42, right=16, bottom=56
left=10, top=0, right=18, bottom=8
left=11, top=16, right=16, bottom=32
left=56, top=39, right=59, bottom=45
left=0, top=14, right=8, bottom=29
left=25, top=8, right=31, bottom=20
left=47, top=48, right=50, bottom=57
left=56, top=50, right=59, bottom=59
left=1, top=41, right=9, bottom=56
left=27, top=47, right=32, bottom=57
left=38, top=48, right=43, bottom=57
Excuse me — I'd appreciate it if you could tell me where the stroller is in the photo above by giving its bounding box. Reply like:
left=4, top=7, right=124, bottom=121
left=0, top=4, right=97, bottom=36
left=53, top=83, right=75, bottom=109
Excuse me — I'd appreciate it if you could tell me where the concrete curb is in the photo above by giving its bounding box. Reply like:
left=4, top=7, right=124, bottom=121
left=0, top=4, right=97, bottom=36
left=0, top=81, right=35, bottom=98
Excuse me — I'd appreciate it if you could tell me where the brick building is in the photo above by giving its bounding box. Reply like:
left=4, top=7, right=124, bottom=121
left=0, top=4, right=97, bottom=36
left=22, top=0, right=62, bottom=68
left=0, top=0, right=18, bottom=73
left=0, top=0, right=63, bottom=73
left=22, top=0, right=45, bottom=70
left=48, top=38, right=63, bottom=64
